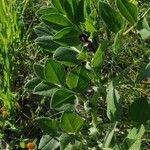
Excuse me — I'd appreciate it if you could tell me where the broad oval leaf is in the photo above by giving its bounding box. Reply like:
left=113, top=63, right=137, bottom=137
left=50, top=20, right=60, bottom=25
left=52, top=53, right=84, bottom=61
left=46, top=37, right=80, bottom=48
left=33, top=81, right=58, bottom=96
left=60, top=112, right=84, bottom=133
left=37, top=7, right=58, bottom=16
left=50, top=88, right=75, bottom=110
left=24, top=78, right=41, bottom=91
left=51, top=0, right=65, bottom=14
left=66, top=66, right=90, bottom=92
left=61, top=0, right=74, bottom=23
left=59, top=134, right=71, bottom=150
left=53, top=47, right=80, bottom=66
left=38, top=135, right=59, bottom=150
left=35, top=36, right=60, bottom=52
left=33, top=63, right=45, bottom=79
left=45, top=59, right=65, bottom=86
left=34, top=26, right=52, bottom=37
left=117, top=0, right=138, bottom=24
left=62, top=0, right=85, bottom=24
left=35, top=117, right=59, bottom=135
left=74, top=0, right=85, bottom=24
left=128, top=98, right=150, bottom=123
left=99, top=2, right=124, bottom=33
left=53, top=27, right=81, bottom=46
left=41, top=13, right=71, bottom=28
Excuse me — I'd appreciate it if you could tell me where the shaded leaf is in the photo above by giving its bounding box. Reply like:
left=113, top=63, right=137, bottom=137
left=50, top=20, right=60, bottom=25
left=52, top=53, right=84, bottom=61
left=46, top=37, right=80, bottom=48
left=117, top=0, right=138, bottom=24
left=99, top=2, right=124, bottom=33
left=51, top=0, right=65, bottom=14
left=33, top=82, right=58, bottom=96
left=53, top=47, right=80, bottom=66
left=50, top=88, right=75, bottom=110
left=53, top=27, right=80, bottom=46
left=66, top=66, right=90, bottom=92
left=59, top=134, right=71, bottom=150
left=136, top=63, right=150, bottom=82
left=36, top=117, right=59, bottom=135
left=45, top=59, right=65, bottom=85
left=24, top=78, right=41, bottom=91
left=35, top=36, right=60, bottom=52
left=37, top=7, right=58, bottom=16
left=34, top=26, right=52, bottom=37
left=60, top=112, right=84, bottom=133
left=128, top=98, right=150, bottom=123
left=33, top=63, right=45, bottom=79
left=41, top=13, right=71, bottom=29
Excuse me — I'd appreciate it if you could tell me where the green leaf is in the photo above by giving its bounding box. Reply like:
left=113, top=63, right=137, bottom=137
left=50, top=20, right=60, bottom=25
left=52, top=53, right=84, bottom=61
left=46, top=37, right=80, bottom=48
left=37, top=7, right=58, bottom=16
left=103, top=122, right=118, bottom=148
left=38, top=135, right=59, bottom=150
left=33, top=63, right=45, bottom=79
left=41, top=13, right=71, bottom=28
left=84, top=0, right=91, bottom=18
left=126, top=125, right=145, bottom=150
left=127, top=125, right=145, bottom=140
left=85, top=9, right=97, bottom=33
left=106, top=82, right=121, bottom=121
left=113, top=29, right=123, bottom=53
left=137, top=29, right=150, bottom=40
left=85, top=17, right=97, bottom=33
left=34, top=26, right=52, bottom=37
left=51, top=88, right=75, bottom=110
left=53, top=47, right=80, bottom=66
left=137, top=18, right=150, bottom=31
left=92, top=42, right=107, bottom=68
left=137, top=18, right=150, bottom=40
left=117, top=0, right=138, bottom=24
left=66, top=66, right=90, bottom=92
left=99, top=2, right=124, bottom=33
left=59, top=134, right=71, bottom=150
left=35, top=36, right=60, bottom=52
left=128, top=98, right=150, bottom=123
left=136, top=63, right=150, bottom=82
left=45, top=59, right=65, bottom=85
left=35, top=117, right=59, bottom=135
left=60, top=112, right=84, bottom=133
left=33, top=82, right=58, bottom=96
left=74, top=0, right=85, bottom=24
left=128, top=139, right=142, bottom=150
left=62, top=0, right=74, bottom=22
left=51, top=0, right=65, bottom=14
left=53, top=27, right=80, bottom=46
left=24, top=78, right=41, bottom=91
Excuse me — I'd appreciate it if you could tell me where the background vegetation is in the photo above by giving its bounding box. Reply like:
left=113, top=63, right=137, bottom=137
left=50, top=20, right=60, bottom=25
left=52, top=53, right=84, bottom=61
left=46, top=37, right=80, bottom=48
left=0, top=0, right=150, bottom=150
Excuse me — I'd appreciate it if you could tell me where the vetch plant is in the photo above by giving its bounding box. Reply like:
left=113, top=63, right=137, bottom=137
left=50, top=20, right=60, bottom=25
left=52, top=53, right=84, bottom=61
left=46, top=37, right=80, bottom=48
left=25, top=0, right=150, bottom=149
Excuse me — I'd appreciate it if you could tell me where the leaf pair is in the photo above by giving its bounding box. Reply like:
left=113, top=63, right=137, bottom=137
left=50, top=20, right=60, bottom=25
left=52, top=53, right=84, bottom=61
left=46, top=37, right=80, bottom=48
left=36, top=112, right=84, bottom=149
left=99, top=0, right=138, bottom=33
